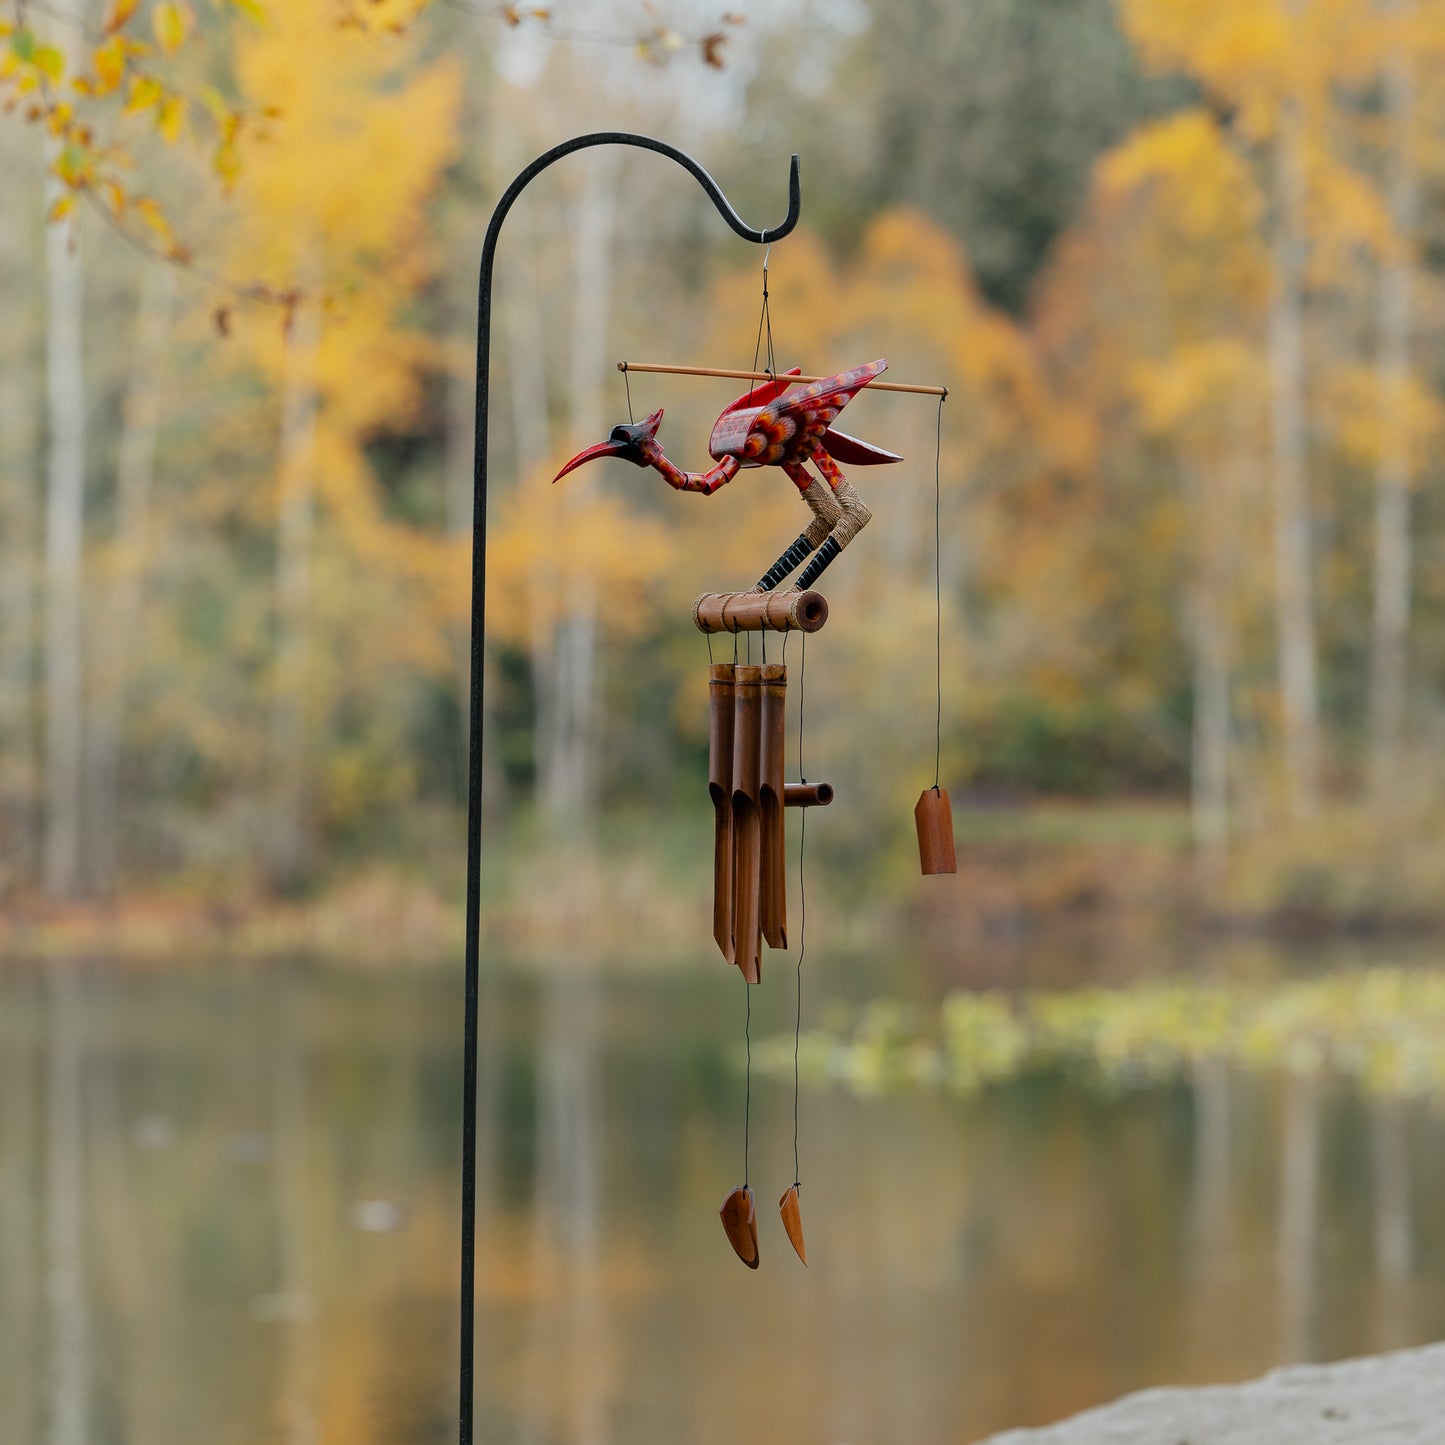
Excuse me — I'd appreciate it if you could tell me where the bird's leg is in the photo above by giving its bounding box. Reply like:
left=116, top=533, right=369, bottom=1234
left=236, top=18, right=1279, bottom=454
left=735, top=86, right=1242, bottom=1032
left=793, top=448, right=871, bottom=590
left=750, top=463, right=842, bottom=593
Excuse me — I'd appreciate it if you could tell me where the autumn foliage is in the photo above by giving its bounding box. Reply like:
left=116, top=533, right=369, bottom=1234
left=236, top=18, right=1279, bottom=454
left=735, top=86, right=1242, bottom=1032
left=4, top=0, right=1445, bottom=917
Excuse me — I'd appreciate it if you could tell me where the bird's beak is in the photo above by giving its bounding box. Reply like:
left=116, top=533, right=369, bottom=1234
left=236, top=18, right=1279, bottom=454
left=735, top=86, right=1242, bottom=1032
left=553, top=439, right=630, bottom=483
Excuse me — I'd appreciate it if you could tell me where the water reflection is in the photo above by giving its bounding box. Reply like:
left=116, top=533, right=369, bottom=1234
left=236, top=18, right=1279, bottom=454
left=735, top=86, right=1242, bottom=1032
left=0, top=954, right=1442, bottom=1445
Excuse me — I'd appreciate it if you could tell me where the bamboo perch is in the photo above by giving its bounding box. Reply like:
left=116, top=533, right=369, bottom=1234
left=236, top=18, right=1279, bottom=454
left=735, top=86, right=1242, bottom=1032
left=618, top=361, right=948, bottom=399
left=784, top=782, right=834, bottom=808
left=695, top=590, right=828, bottom=634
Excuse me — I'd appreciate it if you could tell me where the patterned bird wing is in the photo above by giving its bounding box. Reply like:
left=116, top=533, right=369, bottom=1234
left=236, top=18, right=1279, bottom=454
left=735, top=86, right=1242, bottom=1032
left=718, top=367, right=802, bottom=416
left=820, top=427, right=903, bottom=466
left=771, top=359, right=887, bottom=432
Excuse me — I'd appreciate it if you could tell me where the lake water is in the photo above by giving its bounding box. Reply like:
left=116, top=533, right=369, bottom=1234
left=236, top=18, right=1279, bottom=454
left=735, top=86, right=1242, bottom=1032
left=2, top=950, right=1443, bottom=1444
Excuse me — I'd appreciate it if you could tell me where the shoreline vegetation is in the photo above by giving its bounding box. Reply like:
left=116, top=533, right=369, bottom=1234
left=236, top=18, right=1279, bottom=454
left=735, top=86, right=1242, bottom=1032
left=6, top=800, right=1445, bottom=969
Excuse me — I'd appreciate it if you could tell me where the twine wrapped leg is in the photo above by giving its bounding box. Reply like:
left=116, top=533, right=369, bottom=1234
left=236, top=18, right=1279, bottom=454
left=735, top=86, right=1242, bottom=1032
left=794, top=467, right=871, bottom=591
left=751, top=475, right=842, bottom=593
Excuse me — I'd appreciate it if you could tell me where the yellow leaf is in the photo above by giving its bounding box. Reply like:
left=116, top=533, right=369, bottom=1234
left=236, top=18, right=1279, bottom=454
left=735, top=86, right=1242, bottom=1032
left=133, top=196, right=172, bottom=241
left=47, top=194, right=75, bottom=223
left=100, top=179, right=126, bottom=215
left=157, top=94, right=184, bottom=143
left=152, top=1, right=190, bottom=56
left=103, top=0, right=141, bottom=33
left=92, top=35, right=126, bottom=94
left=212, top=137, right=241, bottom=187
left=227, top=0, right=268, bottom=24
left=199, top=84, right=230, bottom=124
left=53, top=145, right=85, bottom=185
left=123, top=75, right=162, bottom=114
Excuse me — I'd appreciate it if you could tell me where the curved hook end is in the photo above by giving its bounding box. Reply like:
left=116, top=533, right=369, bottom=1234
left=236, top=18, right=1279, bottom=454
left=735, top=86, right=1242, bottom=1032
left=761, top=153, right=802, bottom=245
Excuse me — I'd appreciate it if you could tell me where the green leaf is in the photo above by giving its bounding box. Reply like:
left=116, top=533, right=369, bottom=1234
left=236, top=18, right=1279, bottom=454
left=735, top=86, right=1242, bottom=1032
left=33, top=44, right=65, bottom=83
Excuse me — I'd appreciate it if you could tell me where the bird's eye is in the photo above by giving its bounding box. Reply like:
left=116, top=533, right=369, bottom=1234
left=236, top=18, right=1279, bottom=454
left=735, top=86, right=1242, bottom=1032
left=610, top=425, right=631, bottom=444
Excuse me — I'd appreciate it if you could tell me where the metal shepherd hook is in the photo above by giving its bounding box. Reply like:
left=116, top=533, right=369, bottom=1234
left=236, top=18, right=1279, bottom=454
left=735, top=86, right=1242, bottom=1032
left=461, top=133, right=801, bottom=1445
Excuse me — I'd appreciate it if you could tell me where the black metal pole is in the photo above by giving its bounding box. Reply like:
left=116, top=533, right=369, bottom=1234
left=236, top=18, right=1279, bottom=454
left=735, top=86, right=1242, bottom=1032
left=461, top=133, right=800, bottom=1444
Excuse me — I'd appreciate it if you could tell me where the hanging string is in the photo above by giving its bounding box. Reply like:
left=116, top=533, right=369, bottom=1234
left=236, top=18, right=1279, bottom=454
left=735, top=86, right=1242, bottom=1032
left=792, top=629, right=807, bottom=1187
left=747, top=244, right=778, bottom=406
left=743, top=973, right=752, bottom=1189
left=623, top=364, right=635, bottom=424
left=933, top=392, right=946, bottom=791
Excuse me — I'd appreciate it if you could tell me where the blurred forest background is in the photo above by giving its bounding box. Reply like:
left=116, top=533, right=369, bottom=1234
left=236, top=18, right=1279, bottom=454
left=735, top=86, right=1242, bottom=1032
left=3, top=0, right=1445, bottom=953
left=11, top=5, right=1445, bottom=1445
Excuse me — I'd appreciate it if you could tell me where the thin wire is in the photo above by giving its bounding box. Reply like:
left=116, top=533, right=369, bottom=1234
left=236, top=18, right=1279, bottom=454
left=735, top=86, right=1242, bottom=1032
left=747, top=248, right=778, bottom=406
left=793, top=629, right=806, bottom=1186
left=743, top=973, right=752, bottom=1189
left=624, top=364, right=635, bottom=423
left=933, top=393, right=945, bottom=791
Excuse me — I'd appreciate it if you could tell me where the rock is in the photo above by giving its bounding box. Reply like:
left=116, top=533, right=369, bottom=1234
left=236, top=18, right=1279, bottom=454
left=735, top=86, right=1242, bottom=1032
left=978, top=1343, right=1445, bottom=1445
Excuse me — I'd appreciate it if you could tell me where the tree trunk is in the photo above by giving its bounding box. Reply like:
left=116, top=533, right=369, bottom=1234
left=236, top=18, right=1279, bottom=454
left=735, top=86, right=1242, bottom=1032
left=0, top=173, right=40, bottom=895
left=538, top=150, right=619, bottom=830
left=1184, top=460, right=1231, bottom=887
left=269, top=282, right=323, bottom=890
left=42, top=144, right=87, bottom=899
left=1368, top=0, right=1418, bottom=819
left=1267, top=77, right=1321, bottom=821
left=85, top=264, right=175, bottom=895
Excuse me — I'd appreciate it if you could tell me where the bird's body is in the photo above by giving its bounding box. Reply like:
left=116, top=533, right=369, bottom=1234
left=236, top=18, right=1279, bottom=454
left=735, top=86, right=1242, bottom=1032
left=555, top=359, right=901, bottom=590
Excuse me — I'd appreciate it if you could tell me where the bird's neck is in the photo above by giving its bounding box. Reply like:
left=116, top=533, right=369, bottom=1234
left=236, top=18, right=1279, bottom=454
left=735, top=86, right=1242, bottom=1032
left=645, top=443, right=738, bottom=494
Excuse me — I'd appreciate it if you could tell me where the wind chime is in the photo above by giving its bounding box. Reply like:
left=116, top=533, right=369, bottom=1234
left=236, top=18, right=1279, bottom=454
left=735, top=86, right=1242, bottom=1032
left=553, top=250, right=955, bottom=1270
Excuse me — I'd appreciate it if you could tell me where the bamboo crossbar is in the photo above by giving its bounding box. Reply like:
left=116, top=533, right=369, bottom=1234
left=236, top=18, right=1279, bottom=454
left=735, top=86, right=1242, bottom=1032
left=694, top=590, right=829, bottom=634
left=618, top=361, right=948, bottom=399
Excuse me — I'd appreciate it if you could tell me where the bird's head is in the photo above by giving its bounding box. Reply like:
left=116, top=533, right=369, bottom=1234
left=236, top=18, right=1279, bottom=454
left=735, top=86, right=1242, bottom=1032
left=553, top=408, right=663, bottom=482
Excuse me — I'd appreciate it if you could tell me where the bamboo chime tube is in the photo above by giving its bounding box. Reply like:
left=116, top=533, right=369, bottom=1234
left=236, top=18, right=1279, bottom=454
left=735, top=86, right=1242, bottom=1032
left=731, top=665, right=764, bottom=984
left=759, top=663, right=788, bottom=950
left=618, top=361, right=949, bottom=399
left=694, top=590, right=829, bottom=635
left=708, top=664, right=738, bottom=964
left=784, top=782, right=834, bottom=808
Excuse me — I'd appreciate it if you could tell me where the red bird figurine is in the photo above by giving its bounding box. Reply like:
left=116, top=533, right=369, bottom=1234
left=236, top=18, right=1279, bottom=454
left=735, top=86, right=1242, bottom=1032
left=554, top=360, right=902, bottom=591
